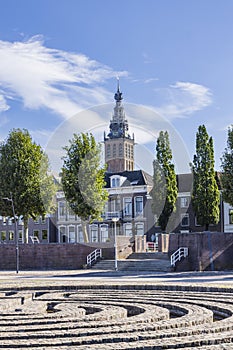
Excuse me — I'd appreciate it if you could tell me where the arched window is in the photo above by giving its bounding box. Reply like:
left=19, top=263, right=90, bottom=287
left=68, top=225, right=76, bottom=243
left=124, top=223, right=132, bottom=236
left=100, top=224, right=109, bottom=242
left=113, top=144, right=116, bottom=157
left=58, top=225, right=67, bottom=243
left=77, top=225, right=84, bottom=243
left=135, top=196, right=143, bottom=216
left=90, top=224, right=98, bottom=242
left=106, top=144, right=111, bottom=158
left=58, top=201, right=66, bottom=220
left=119, top=143, right=123, bottom=157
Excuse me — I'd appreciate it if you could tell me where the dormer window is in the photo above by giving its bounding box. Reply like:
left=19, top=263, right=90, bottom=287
left=110, top=175, right=126, bottom=188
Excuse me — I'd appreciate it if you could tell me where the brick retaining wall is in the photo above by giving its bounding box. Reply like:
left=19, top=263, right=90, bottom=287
left=0, top=236, right=134, bottom=270
left=169, top=232, right=233, bottom=271
left=0, top=243, right=114, bottom=270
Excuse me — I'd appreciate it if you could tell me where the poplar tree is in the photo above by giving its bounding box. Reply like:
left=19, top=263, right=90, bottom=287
left=192, top=125, right=220, bottom=230
left=61, top=133, right=108, bottom=243
left=221, top=125, right=233, bottom=206
left=0, top=128, right=56, bottom=243
left=152, top=131, right=178, bottom=231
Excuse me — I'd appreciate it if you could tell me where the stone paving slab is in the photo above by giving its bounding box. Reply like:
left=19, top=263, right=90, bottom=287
left=0, top=270, right=232, bottom=349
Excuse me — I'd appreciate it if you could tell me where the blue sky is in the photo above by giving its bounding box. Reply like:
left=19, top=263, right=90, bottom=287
left=0, top=0, right=233, bottom=174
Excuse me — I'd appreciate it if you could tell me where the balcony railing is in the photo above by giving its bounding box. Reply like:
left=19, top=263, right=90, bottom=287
left=101, top=212, right=122, bottom=220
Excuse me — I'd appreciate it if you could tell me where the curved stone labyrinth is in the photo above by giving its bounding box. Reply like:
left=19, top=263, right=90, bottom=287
left=0, top=285, right=233, bottom=349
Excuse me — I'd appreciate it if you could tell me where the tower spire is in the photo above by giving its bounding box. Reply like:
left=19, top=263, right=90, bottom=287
left=104, top=83, right=135, bottom=172
left=114, top=77, right=123, bottom=102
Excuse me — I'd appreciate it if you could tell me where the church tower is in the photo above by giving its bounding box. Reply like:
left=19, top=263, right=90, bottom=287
left=104, top=81, right=135, bottom=172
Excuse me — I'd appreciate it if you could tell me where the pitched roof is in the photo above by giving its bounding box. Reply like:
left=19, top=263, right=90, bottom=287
left=104, top=170, right=153, bottom=188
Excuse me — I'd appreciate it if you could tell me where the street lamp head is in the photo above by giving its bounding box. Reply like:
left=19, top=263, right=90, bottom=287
left=112, top=217, right=119, bottom=222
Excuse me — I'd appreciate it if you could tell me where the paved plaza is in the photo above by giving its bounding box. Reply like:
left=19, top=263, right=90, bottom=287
left=0, top=269, right=232, bottom=349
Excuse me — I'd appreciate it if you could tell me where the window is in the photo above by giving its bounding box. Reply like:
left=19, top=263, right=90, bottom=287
left=18, top=217, right=24, bottom=226
left=180, top=197, right=189, bottom=208
left=77, top=225, right=84, bottom=243
left=8, top=218, right=13, bottom=225
left=1, top=231, right=6, bottom=241
left=68, top=226, right=76, bottom=243
left=90, top=225, right=98, bottom=242
left=33, top=230, right=39, bottom=238
left=123, top=197, right=132, bottom=217
left=181, top=214, right=189, bottom=227
left=229, top=209, right=233, bottom=224
left=41, top=217, right=46, bottom=224
left=100, top=224, right=109, bottom=242
left=106, top=144, right=111, bottom=157
left=127, top=143, right=131, bottom=158
left=135, top=223, right=144, bottom=236
left=101, top=202, right=108, bottom=220
left=58, top=226, right=67, bottom=243
left=111, top=176, right=120, bottom=187
left=18, top=230, right=23, bottom=243
left=58, top=201, right=66, bottom=220
left=9, top=231, right=14, bottom=241
left=113, top=144, right=116, bottom=157
left=124, top=223, right=132, bottom=236
left=34, top=217, right=40, bottom=224
left=135, top=196, right=143, bottom=216
left=68, top=206, right=75, bottom=220
left=42, top=229, right=48, bottom=241
left=130, top=145, right=134, bottom=159
left=125, top=144, right=128, bottom=157
left=119, top=143, right=123, bottom=157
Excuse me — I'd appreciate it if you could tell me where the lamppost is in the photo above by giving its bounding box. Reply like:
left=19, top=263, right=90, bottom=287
left=112, top=217, right=119, bottom=271
left=3, top=193, right=19, bottom=274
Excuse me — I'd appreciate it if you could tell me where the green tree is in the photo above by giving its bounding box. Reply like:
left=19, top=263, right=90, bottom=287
left=0, top=129, right=56, bottom=242
left=152, top=131, right=178, bottom=231
left=192, top=125, right=220, bottom=230
left=151, top=159, right=166, bottom=225
left=61, top=133, right=108, bottom=243
left=221, top=125, right=233, bottom=206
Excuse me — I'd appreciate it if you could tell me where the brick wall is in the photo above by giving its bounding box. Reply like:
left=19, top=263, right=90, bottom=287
left=169, top=232, right=233, bottom=271
left=0, top=243, right=115, bottom=270
left=0, top=237, right=135, bottom=270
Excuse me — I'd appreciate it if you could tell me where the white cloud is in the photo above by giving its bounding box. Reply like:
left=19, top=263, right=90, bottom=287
left=144, top=78, right=159, bottom=84
left=155, top=81, right=212, bottom=118
left=0, top=35, right=127, bottom=118
left=0, top=95, right=10, bottom=112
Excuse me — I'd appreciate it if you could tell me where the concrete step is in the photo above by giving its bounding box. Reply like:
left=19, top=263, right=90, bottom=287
left=91, top=258, right=171, bottom=272
left=128, top=252, right=170, bottom=260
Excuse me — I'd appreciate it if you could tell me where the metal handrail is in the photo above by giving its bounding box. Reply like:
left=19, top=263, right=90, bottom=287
left=87, top=248, right=102, bottom=266
left=171, top=247, right=188, bottom=266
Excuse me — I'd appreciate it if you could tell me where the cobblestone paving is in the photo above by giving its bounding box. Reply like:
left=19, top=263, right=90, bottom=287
left=0, top=273, right=233, bottom=349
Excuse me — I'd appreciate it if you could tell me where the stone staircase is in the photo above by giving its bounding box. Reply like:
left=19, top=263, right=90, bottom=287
left=91, top=252, right=171, bottom=272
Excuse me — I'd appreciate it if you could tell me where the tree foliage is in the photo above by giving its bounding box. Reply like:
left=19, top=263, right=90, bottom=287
left=151, top=131, right=178, bottom=231
left=151, top=159, right=166, bottom=224
left=0, top=129, right=56, bottom=242
left=221, top=125, right=233, bottom=206
left=61, top=133, right=108, bottom=242
left=192, top=125, right=220, bottom=230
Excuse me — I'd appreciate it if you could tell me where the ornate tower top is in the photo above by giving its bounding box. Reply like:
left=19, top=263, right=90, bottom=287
left=104, top=81, right=135, bottom=172
left=105, top=80, right=133, bottom=140
left=114, top=78, right=123, bottom=102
